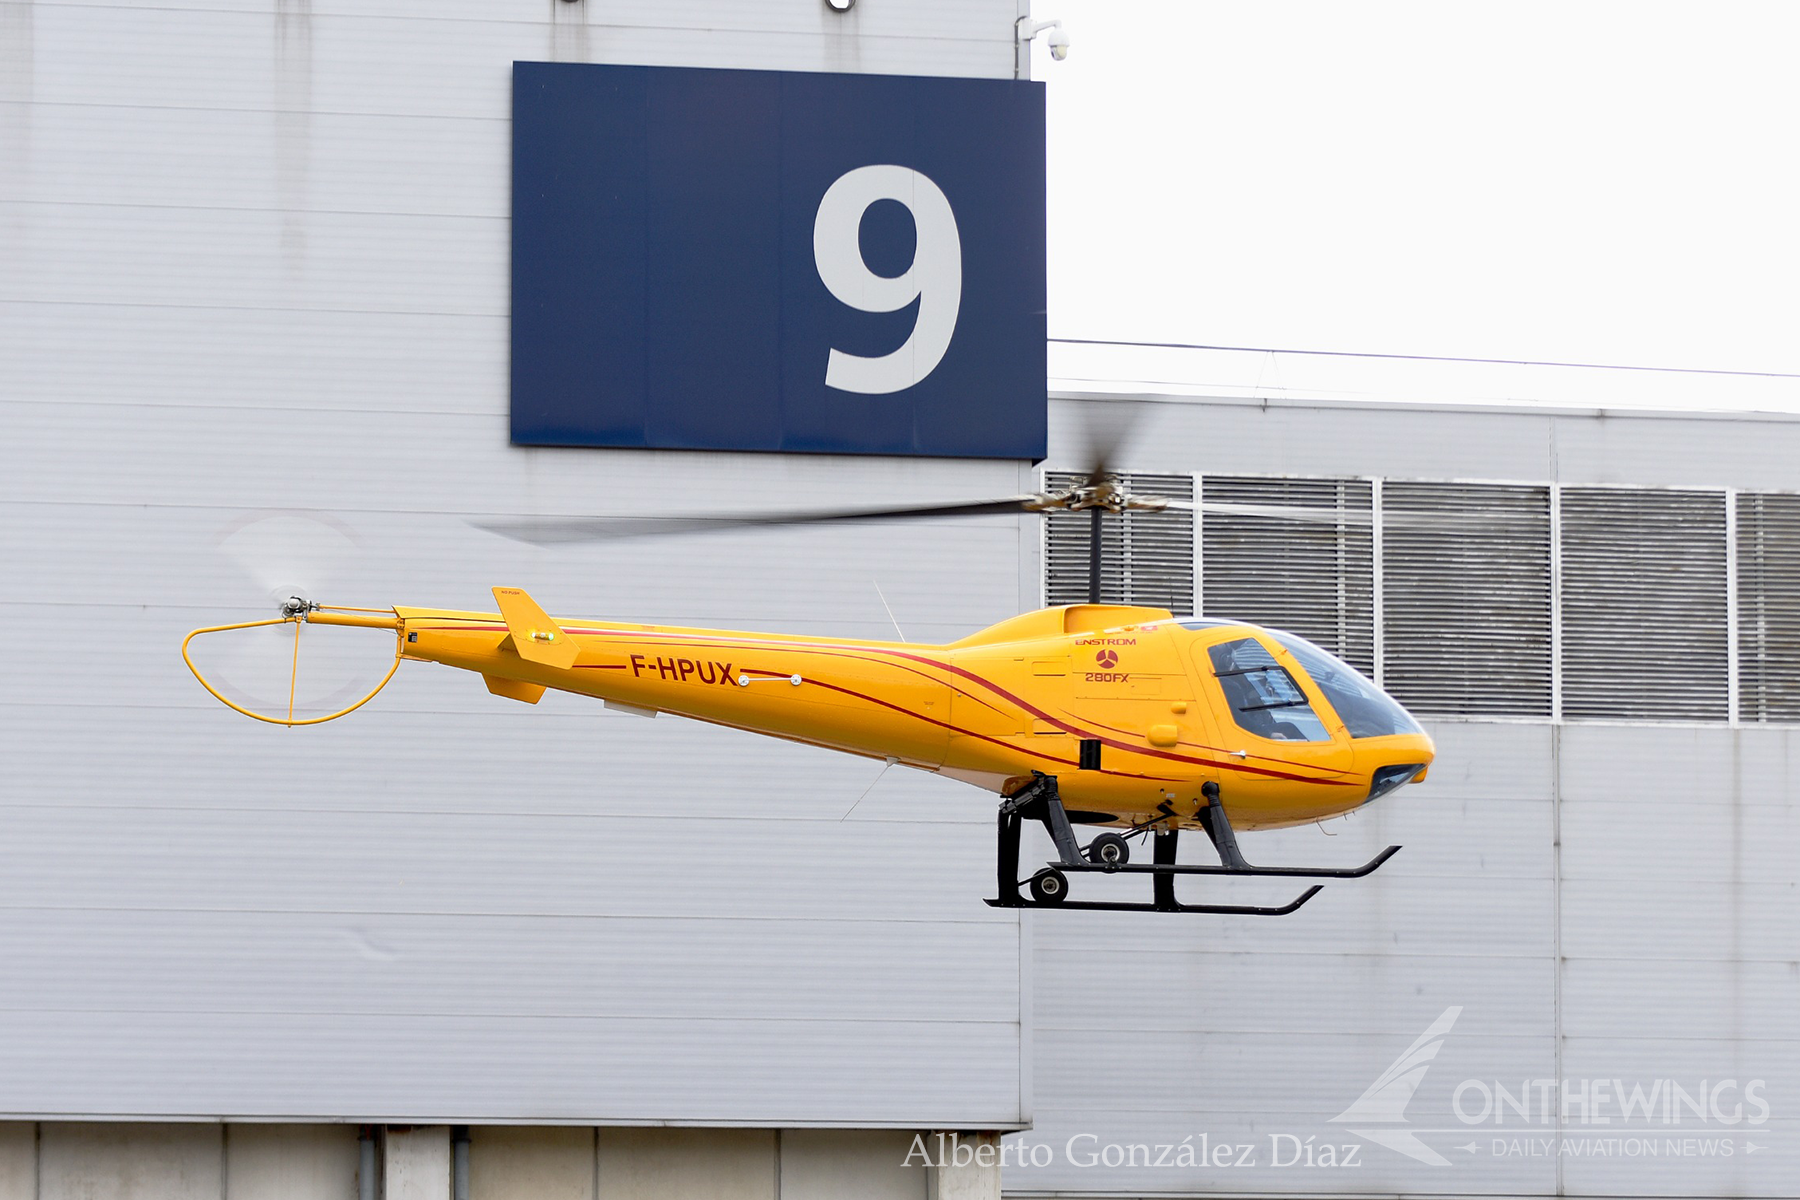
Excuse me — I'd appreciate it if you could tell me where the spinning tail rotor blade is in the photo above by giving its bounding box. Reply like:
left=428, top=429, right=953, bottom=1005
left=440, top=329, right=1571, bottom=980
left=205, top=511, right=376, bottom=712
left=212, top=618, right=305, bottom=711
left=216, top=511, right=361, bottom=605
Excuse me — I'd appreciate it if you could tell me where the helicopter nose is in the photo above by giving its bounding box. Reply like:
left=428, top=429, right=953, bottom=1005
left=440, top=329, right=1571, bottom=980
left=1357, top=717, right=1434, bottom=800
left=1365, top=734, right=1434, bottom=804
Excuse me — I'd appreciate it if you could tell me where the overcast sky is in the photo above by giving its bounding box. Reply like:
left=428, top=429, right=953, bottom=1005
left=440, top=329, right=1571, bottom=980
left=1034, top=1, right=1800, bottom=400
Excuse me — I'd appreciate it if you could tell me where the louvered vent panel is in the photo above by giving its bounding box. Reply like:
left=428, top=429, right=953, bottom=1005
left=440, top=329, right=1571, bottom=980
left=1383, top=482, right=1553, bottom=717
left=1737, top=492, right=1800, bottom=723
left=1561, top=487, right=1728, bottom=721
left=1044, top=472, right=1194, bottom=610
left=1199, top=476, right=1375, bottom=674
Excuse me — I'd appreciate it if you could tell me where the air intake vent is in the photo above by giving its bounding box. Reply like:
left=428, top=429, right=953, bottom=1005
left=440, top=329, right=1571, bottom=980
left=1199, top=476, right=1375, bottom=675
left=1044, top=472, right=1193, bottom=609
left=1736, top=492, right=1800, bottom=723
left=1382, top=482, right=1553, bottom=717
left=1560, top=487, right=1728, bottom=722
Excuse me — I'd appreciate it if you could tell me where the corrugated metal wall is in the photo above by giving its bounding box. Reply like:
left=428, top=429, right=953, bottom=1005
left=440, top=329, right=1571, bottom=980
left=1015, top=720, right=1800, bottom=1198
left=0, top=0, right=1032, bottom=1125
left=1012, top=396, right=1800, bottom=1198
left=7, top=2, right=1799, bottom=1192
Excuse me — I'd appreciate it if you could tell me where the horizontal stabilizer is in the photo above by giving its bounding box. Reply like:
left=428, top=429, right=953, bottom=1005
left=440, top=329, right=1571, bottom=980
left=492, top=586, right=579, bottom=670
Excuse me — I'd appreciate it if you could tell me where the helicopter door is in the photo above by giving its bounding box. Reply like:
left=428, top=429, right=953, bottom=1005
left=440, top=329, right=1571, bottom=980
left=1193, top=634, right=1352, bottom=802
left=944, top=645, right=1042, bottom=776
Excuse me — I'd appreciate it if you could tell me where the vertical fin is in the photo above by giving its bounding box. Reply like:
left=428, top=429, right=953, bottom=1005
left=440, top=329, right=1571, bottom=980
left=492, top=587, right=580, bottom=669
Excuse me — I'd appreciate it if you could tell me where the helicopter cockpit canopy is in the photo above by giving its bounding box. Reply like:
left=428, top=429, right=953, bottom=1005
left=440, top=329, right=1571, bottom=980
left=1177, top=620, right=1423, bottom=742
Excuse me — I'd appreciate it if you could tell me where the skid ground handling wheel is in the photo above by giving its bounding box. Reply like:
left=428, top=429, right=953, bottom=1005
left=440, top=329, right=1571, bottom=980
left=1084, top=832, right=1129, bottom=867
left=983, top=773, right=1402, bottom=916
left=1028, top=867, right=1068, bottom=904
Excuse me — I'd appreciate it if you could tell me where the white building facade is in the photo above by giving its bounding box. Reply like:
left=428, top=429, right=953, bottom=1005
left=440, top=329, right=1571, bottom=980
left=1014, top=390, right=1800, bottom=1198
left=3, top=2, right=1797, bottom=1198
left=3, top=2, right=1034, bottom=1197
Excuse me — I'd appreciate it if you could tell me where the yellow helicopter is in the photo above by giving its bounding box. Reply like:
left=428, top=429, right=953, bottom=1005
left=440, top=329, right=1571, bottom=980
left=185, top=468, right=1434, bottom=917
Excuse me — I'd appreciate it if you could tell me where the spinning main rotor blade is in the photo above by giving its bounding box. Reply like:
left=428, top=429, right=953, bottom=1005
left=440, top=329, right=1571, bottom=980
left=1076, top=405, right=1138, bottom=487
left=477, top=405, right=1160, bottom=546
left=1173, top=500, right=1502, bottom=530
left=478, top=497, right=1043, bottom=545
left=1171, top=500, right=1378, bottom=524
left=478, top=496, right=1469, bottom=547
left=473, top=402, right=1482, bottom=548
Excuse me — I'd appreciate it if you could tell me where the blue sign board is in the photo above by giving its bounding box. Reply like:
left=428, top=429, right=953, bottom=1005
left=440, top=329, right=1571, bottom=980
left=511, top=62, right=1046, bottom=459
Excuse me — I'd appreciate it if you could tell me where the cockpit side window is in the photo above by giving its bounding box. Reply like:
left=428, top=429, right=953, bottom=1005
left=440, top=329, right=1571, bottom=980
left=1207, top=638, right=1331, bottom=743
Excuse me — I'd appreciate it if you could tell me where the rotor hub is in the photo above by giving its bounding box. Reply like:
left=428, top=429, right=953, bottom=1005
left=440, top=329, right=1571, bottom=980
left=1041, top=475, right=1169, bottom=516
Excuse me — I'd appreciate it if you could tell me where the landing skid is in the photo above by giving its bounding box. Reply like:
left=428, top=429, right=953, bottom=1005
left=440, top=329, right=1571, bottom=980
left=983, top=774, right=1399, bottom=915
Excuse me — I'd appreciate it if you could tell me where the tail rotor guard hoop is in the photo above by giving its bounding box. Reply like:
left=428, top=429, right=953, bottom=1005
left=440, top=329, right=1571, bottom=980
left=182, top=608, right=404, bottom=727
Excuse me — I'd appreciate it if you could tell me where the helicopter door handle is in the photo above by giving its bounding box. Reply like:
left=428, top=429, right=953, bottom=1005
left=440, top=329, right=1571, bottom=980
left=1228, top=749, right=1249, bottom=759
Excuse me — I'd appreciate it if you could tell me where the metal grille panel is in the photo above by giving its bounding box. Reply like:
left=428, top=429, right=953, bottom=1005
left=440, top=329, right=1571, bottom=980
left=1383, top=482, right=1553, bottom=717
left=1737, top=492, right=1800, bottom=722
left=1560, top=487, right=1728, bottom=722
left=1044, top=472, right=1194, bottom=610
left=1042, top=473, right=1795, bottom=725
left=1199, top=476, right=1375, bottom=674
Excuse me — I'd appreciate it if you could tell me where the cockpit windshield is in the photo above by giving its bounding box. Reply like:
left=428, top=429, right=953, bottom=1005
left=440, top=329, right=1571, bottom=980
left=1269, top=632, right=1424, bottom=739
left=1207, top=638, right=1331, bottom=742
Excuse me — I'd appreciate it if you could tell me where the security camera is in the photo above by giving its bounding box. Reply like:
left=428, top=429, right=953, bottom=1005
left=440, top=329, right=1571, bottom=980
left=1016, top=17, right=1071, bottom=63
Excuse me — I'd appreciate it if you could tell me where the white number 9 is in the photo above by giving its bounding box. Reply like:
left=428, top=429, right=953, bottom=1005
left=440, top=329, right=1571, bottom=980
left=813, top=164, right=963, bottom=395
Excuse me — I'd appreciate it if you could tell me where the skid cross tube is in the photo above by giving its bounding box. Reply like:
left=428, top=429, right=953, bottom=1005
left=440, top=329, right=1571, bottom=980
left=984, top=775, right=1399, bottom=914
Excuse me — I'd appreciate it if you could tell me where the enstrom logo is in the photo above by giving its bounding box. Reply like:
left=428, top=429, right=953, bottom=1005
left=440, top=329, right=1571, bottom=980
left=1095, top=649, right=1118, bottom=669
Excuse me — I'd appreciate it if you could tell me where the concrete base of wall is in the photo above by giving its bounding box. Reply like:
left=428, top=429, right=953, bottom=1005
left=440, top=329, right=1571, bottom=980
left=0, top=1124, right=957, bottom=1200
left=383, top=1128, right=449, bottom=1200
left=926, top=1132, right=1000, bottom=1200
